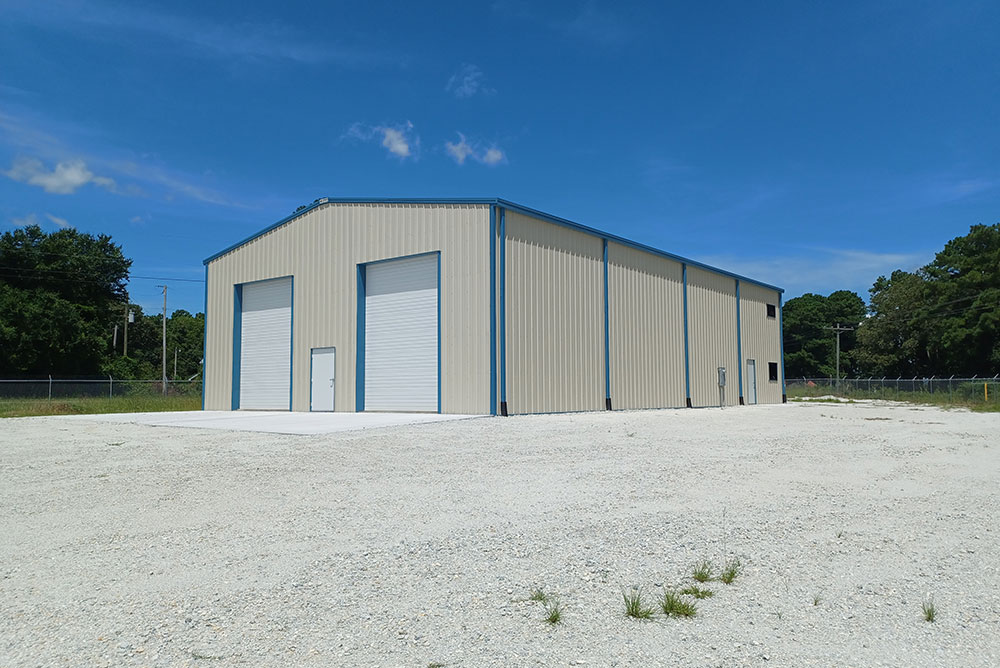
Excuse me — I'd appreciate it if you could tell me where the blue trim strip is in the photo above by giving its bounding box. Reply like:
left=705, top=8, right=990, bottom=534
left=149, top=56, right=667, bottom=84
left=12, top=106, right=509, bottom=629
left=231, top=284, right=242, bottom=410
left=602, top=238, right=611, bottom=403
left=201, top=264, right=207, bottom=410
left=203, top=197, right=783, bottom=293
left=779, top=293, right=787, bottom=397
left=437, top=252, right=442, bottom=414
left=289, top=276, right=294, bottom=411
left=489, top=205, right=497, bottom=416
left=355, top=265, right=366, bottom=412
left=736, top=279, right=743, bottom=400
left=498, top=208, right=507, bottom=407
left=682, top=263, right=691, bottom=404
left=309, top=346, right=314, bottom=411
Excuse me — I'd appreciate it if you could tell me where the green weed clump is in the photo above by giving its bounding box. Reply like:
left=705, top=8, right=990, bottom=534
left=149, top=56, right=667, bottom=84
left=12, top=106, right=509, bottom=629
left=623, top=589, right=654, bottom=619
left=692, top=560, right=713, bottom=583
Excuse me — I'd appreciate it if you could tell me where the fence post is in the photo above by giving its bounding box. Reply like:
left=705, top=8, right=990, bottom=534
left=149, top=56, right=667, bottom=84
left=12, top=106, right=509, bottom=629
left=109, top=374, right=113, bottom=399
left=48, top=374, right=52, bottom=401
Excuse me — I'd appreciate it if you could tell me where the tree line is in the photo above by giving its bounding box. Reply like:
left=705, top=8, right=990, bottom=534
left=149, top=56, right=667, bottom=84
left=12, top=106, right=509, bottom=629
left=2, top=221, right=997, bottom=382
left=0, top=224, right=203, bottom=380
left=783, top=223, right=999, bottom=379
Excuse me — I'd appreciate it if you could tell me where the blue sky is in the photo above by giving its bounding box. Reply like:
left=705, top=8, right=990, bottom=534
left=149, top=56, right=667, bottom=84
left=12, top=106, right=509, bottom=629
left=2, top=0, right=998, bottom=315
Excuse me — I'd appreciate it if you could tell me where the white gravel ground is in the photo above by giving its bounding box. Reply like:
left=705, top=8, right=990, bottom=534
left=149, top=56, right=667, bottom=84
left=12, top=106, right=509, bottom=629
left=1, top=401, right=998, bottom=667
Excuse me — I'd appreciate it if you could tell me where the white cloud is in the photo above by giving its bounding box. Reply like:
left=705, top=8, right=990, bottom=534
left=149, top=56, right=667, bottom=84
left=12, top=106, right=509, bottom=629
left=445, top=134, right=475, bottom=164
left=5, top=156, right=117, bottom=194
left=45, top=213, right=69, bottom=228
left=344, top=121, right=419, bottom=160
left=444, top=133, right=506, bottom=166
left=446, top=64, right=495, bottom=98
left=381, top=128, right=411, bottom=158
left=481, top=147, right=505, bottom=165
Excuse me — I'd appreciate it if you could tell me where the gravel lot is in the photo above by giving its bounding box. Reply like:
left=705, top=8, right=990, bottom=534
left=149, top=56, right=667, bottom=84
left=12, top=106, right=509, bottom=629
left=2, top=401, right=998, bottom=667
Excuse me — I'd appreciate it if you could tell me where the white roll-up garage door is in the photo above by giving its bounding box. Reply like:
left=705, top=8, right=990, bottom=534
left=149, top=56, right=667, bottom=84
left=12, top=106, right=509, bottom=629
left=239, top=277, right=292, bottom=410
left=365, top=254, right=438, bottom=412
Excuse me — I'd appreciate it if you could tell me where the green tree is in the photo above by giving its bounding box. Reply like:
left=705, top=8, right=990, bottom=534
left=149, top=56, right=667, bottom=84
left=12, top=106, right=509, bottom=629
left=856, top=223, right=1000, bottom=376
left=0, top=225, right=131, bottom=375
left=782, top=290, right=866, bottom=377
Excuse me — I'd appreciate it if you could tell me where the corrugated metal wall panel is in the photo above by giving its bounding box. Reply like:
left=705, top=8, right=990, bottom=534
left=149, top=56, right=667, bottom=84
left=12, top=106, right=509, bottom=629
left=205, top=203, right=489, bottom=414
left=687, top=266, right=740, bottom=407
left=607, top=243, right=686, bottom=409
left=739, top=282, right=783, bottom=404
left=504, top=210, right=604, bottom=414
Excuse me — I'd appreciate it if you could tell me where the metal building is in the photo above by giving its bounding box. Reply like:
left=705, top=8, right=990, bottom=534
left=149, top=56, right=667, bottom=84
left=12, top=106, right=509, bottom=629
left=203, top=198, right=786, bottom=415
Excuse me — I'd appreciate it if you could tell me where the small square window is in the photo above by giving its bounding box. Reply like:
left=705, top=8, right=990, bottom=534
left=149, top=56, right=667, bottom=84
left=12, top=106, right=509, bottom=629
left=766, top=304, right=776, bottom=318
left=768, top=362, right=779, bottom=382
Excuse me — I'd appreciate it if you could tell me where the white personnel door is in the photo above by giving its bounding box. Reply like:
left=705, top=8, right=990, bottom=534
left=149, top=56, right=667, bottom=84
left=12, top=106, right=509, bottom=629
left=364, top=254, right=438, bottom=412
left=746, top=359, right=758, bottom=405
left=239, top=277, right=292, bottom=410
left=310, top=348, right=336, bottom=411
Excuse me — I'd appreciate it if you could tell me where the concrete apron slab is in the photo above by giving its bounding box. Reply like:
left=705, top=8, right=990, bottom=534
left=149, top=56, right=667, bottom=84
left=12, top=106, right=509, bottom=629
left=58, top=411, right=482, bottom=435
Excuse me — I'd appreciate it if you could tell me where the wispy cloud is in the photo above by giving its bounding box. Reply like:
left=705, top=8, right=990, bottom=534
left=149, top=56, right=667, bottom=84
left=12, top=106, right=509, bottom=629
left=45, top=213, right=69, bottom=228
left=9, top=212, right=70, bottom=229
left=444, top=133, right=506, bottom=166
left=11, top=213, right=39, bottom=228
left=700, top=247, right=929, bottom=299
left=565, top=1, right=633, bottom=46
left=492, top=0, right=634, bottom=46
left=6, top=1, right=396, bottom=67
left=4, top=156, right=117, bottom=194
left=445, top=64, right=496, bottom=98
left=344, top=121, right=420, bottom=160
left=0, top=108, right=248, bottom=208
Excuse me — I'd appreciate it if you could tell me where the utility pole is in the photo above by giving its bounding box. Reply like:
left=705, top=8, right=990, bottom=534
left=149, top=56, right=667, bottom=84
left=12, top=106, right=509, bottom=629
left=157, top=285, right=167, bottom=395
left=124, top=303, right=132, bottom=357
left=827, top=323, right=855, bottom=390
left=173, top=348, right=178, bottom=380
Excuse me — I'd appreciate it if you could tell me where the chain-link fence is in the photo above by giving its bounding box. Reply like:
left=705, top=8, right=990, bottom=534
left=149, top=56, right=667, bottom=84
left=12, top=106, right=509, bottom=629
left=0, top=377, right=202, bottom=400
left=786, top=376, right=1000, bottom=408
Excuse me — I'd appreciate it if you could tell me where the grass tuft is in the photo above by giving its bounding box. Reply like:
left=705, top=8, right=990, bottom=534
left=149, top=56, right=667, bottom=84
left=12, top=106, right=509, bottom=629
left=812, top=593, right=821, bottom=606
left=660, top=590, right=697, bottom=617
left=692, top=560, right=713, bottom=583
left=680, top=585, right=714, bottom=599
left=528, top=588, right=548, bottom=603
left=543, top=600, right=563, bottom=625
left=922, top=597, right=936, bottom=622
left=623, top=589, right=654, bottom=619
left=718, top=559, right=741, bottom=584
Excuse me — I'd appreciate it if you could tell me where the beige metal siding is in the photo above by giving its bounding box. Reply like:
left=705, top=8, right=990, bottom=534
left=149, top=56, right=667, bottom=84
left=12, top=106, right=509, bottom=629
left=205, top=203, right=490, bottom=414
left=686, top=266, right=739, bottom=407
left=739, top=282, right=783, bottom=404
left=607, top=243, right=686, bottom=409
left=504, top=210, right=604, bottom=414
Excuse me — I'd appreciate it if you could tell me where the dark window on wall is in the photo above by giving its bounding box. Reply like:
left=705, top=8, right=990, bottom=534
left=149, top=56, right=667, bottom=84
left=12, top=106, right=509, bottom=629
left=766, top=304, right=776, bottom=318
left=768, top=362, right=779, bottom=382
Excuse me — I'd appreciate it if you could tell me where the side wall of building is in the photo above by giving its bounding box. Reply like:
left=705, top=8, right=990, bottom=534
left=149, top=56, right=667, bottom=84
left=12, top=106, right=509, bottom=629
left=204, top=203, right=491, bottom=414
left=503, top=210, right=605, bottom=414
left=739, top=281, right=784, bottom=404
left=607, top=242, right=686, bottom=409
left=686, top=266, right=740, bottom=407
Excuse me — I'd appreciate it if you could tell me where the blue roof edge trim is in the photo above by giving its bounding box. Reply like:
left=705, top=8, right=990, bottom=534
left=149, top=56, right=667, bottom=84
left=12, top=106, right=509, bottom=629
left=203, top=196, right=784, bottom=293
